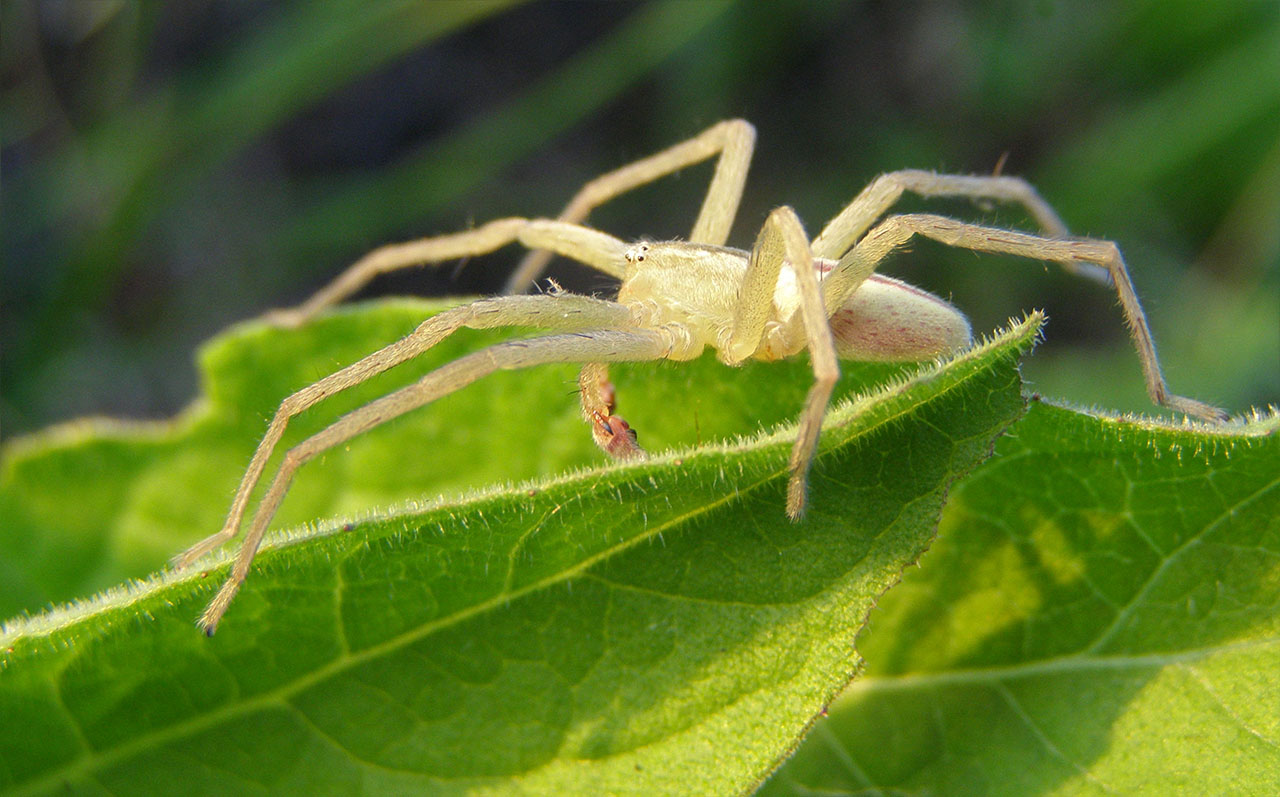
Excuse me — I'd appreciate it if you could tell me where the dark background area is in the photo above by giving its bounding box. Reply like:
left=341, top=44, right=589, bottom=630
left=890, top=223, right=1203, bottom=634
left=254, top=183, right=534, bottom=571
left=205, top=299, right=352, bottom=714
left=3, top=0, right=1277, bottom=439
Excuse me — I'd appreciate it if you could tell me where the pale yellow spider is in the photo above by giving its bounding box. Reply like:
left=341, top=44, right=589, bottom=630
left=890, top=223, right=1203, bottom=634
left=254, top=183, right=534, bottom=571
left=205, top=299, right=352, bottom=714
left=176, top=119, right=1226, bottom=634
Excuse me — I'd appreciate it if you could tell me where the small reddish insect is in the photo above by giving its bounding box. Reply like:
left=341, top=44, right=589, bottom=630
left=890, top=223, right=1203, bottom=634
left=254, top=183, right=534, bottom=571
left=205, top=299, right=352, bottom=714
left=174, top=120, right=1225, bottom=634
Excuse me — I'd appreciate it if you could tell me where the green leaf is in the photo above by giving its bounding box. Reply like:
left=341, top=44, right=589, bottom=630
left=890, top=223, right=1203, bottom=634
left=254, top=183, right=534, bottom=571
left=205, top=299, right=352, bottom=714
left=763, top=401, right=1280, bottom=795
left=0, top=302, right=1036, bottom=794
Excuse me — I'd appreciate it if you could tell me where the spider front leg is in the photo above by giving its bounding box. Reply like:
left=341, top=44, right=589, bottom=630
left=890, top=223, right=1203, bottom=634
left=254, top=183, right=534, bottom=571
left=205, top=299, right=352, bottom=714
left=727, top=206, right=840, bottom=519
left=175, top=292, right=636, bottom=572
left=823, top=212, right=1229, bottom=422
left=176, top=219, right=630, bottom=572
left=197, top=327, right=674, bottom=635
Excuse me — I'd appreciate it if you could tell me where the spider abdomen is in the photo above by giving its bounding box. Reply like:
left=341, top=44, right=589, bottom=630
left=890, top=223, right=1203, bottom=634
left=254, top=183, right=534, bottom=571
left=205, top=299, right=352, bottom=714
left=828, top=274, right=972, bottom=362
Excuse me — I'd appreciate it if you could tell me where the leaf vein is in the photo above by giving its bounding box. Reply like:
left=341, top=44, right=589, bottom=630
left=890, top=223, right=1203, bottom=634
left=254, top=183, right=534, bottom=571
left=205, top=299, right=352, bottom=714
left=993, top=682, right=1116, bottom=793
left=1083, top=471, right=1280, bottom=654
left=1179, top=662, right=1280, bottom=750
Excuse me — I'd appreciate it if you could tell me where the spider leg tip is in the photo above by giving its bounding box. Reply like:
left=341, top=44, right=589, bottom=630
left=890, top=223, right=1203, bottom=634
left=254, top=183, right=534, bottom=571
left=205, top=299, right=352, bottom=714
left=785, top=495, right=808, bottom=522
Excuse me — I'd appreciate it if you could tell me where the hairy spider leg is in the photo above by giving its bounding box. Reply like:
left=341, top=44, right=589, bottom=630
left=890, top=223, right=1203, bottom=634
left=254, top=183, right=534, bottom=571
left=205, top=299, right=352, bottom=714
left=261, top=120, right=755, bottom=329
left=197, top=327, right=674, bottom=635
left=505, top=118, right=757, bottom=292
left=176, top=219, right=630, bottom=567
left=721, top=206, right=839, bottom=518
left=810, top=169, right=1106, bottom=285
left=268, top=212, right=629, bottom=328
left=818, top=212, right=1227, bottom=421
left=175, top=291, right=634, bottom=573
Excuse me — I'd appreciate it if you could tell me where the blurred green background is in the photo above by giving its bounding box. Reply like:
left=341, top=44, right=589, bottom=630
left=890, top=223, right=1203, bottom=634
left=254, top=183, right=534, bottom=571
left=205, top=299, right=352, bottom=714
left=2, top=0, right=1277, bottom=440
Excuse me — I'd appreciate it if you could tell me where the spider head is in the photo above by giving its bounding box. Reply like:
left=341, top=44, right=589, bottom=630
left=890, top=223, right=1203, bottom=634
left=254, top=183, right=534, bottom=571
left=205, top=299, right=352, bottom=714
left=623, top=242, right=651, bottom=265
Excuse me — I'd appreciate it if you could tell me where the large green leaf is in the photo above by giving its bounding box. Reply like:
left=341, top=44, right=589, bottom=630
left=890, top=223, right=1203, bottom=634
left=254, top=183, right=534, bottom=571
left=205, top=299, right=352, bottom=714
left=763, top=401, right=1279, bottom=795
left=0, top=301, right=1035, bottom=794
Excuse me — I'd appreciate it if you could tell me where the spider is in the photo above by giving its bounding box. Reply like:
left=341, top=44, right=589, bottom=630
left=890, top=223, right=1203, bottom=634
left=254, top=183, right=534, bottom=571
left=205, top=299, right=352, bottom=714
left=175, top=119, right=1226, bottom=634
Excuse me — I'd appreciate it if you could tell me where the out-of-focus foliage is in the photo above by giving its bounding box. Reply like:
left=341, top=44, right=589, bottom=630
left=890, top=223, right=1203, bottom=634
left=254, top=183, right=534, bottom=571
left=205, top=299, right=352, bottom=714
left=2, top=0, right=1276, bottom=438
